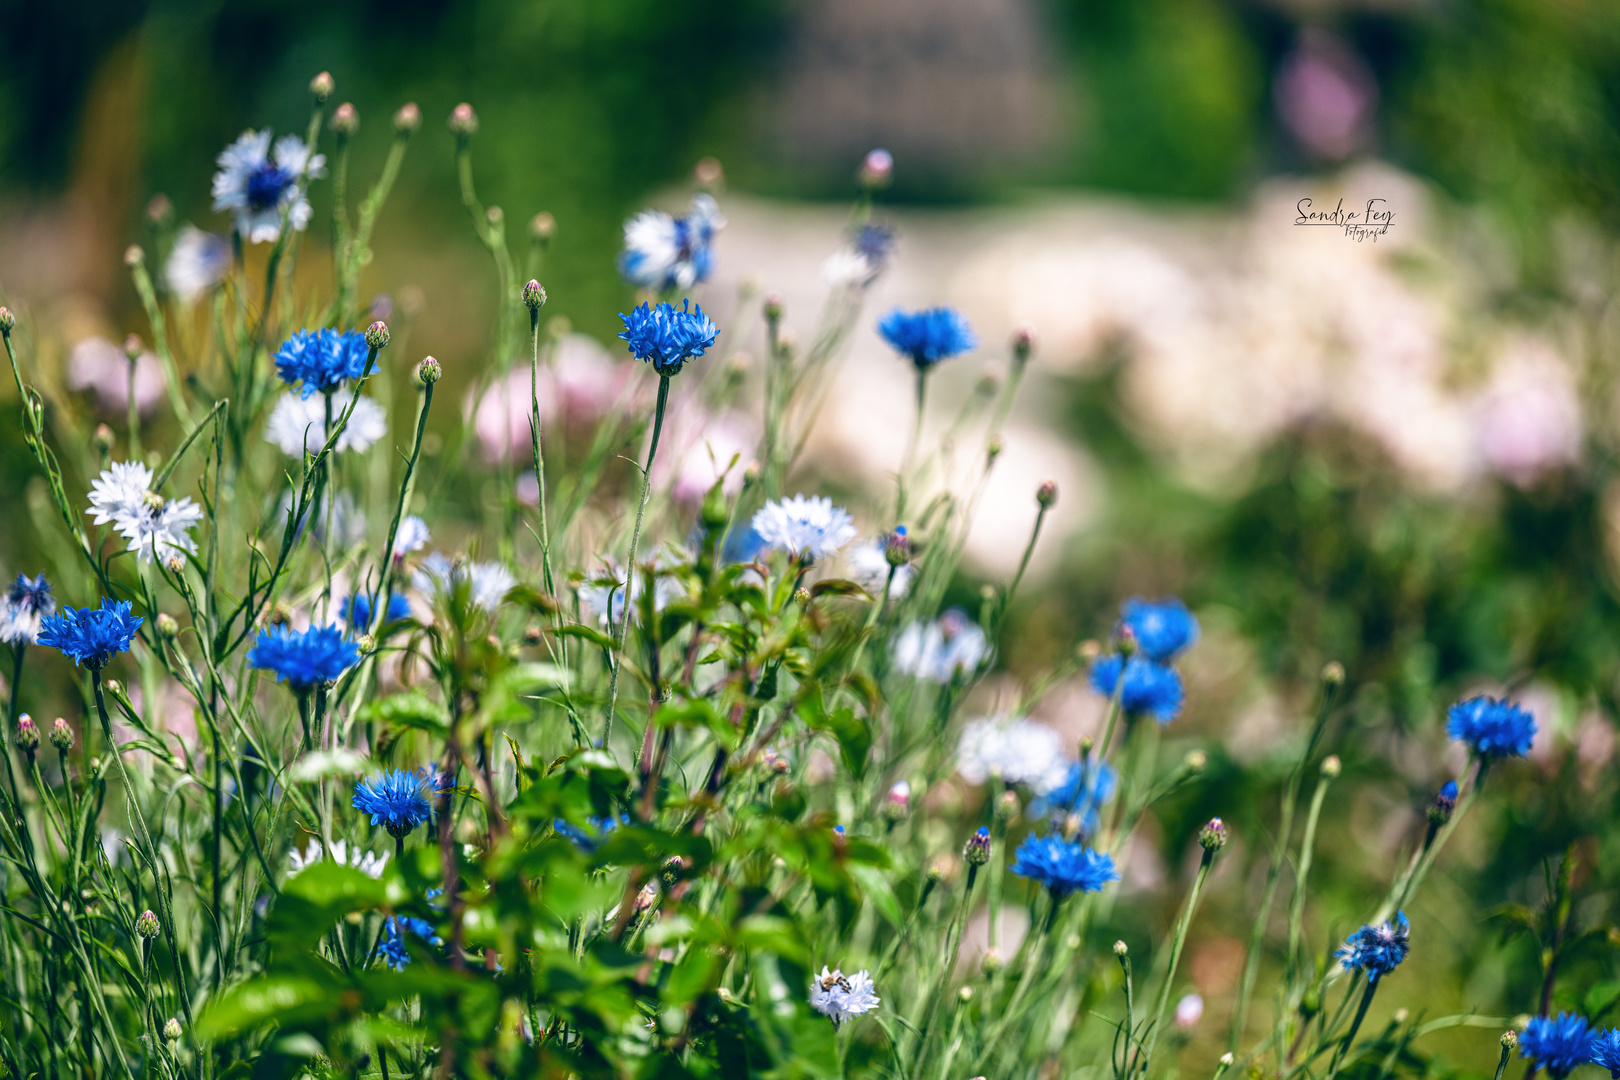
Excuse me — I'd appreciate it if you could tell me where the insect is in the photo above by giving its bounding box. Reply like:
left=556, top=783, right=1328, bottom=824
left=819, top=971, right=853, bottom=994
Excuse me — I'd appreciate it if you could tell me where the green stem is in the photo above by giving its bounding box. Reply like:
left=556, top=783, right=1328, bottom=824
left=1325, top=977, right=1380, bottom=1080
left=1287, top=772, right=1334, bottom=980
left=896, top=367, right=928, bottom=519
left=1137, top=850, right=1217, bottom=1078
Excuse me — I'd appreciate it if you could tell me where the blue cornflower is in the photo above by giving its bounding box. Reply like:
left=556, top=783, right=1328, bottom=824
left=723, top=524, right=766, bottom=564
left=1335, top=912, right=1410, bottom=984
left=274, top=328, right=372, bottom=398
left=1521, top=1013, right=1597, bottom=1079
left=1590, top=1028, right=1620, bottom=1078
left=247, top=624, right=360, bottom=690
left=618, top=194, right=725, bottom=291
left=878, top=307, right=977, bottom=369
left=618, top=299, right=720, bottom=376
left=378, top=914, right=441, bottom=971
left=1089, top=655, right=1184, bottom=723
left=0, top=572, right=56, bottom=645
left=342, top=591, right=411, bottom=630
left=37, top=599, right=143, bottom=669
left=1040, top=759, right=1117, bottom=837
left=553, top=815, right=623, bottom=853
left=353, top=769, right=437, bottom=838
left=1119, top=597, right=1199, bottom=663
left=1447, top=695, right=1536, bottom=758
left=1009, top=833, right=1118, bottom=898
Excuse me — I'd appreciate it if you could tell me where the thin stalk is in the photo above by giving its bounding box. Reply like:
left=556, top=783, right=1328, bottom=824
left=1136, top=848, right=1218, bottom=1078
left=1324, top=977, right=1380, bottom=1080
left=604, top=374, right=670, bottom=745
left=528, top=305, right=558, bottom=605
left=996, top=499, right=1050, bottom=631
left=1287, top=771, right=1335, bottom=979
left=896, top=367, right=928, bottom=518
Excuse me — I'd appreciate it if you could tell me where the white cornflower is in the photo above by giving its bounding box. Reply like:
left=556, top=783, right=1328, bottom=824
left=809, top=967, right=880, bottom=1027
left=1175, top=993, right=1204, bottom=1028
left=165, top=225, right=231, bottom=302
left=211, top=130, right=325, bottom=244
left=288, top=838, right=389, bottom=880
left=618, top=194, right=725, bottom=291
left=848, top=540, right=913, bottom=600
left=751, top=495, right=857, bottom=561
left=893, top=609, right=987, bottom=683
left=413, top=552, right=514, bottom=613
left=820, top=224, right=896, bottom=290
left=392, top=516, right=430, bottom=558
left=264, top=390, right=387, bottom=456
left=87, top=462, right=203, bottom=564
left=956, top=716, right=1070, bottom=794
left=577, top=554, right=685, bottom=628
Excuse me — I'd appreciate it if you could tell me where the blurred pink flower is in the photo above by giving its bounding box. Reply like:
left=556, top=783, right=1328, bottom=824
left=1475, top=338, right=1581, bottom=486
left=1275, top=30, right=1378, bottom=161
left=68, top=337, right=165, bottom=416
left=468, top=335, right=633, bottom=464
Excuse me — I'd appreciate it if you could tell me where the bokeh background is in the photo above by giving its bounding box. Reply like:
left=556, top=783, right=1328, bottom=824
left=5, top=0, right=1620, bottom=1070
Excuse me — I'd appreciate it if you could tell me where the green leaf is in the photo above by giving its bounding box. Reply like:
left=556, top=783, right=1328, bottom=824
left=808, top=578, right=873, bottom=600
left=848, top=863, right=903, bottom=928
left=556, top=623, right=618, bottom=650
left=197, top=975, right=335, bottom=1038
left=357, top=690, right=449, bottom=736
left=287, top=747, right=370, bottom=783
left=655, top=698, right=740, bottom=750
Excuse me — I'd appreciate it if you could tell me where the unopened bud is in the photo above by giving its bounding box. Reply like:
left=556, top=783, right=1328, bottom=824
left=93, top=424, right=115, bottom=453
left=963, top=826, right=991, bottom=865
left=1300, top=990, right=1321, bottom=1017
left=50, top=718, right=73, bottom=752
left=448, top=103, right=478, bottom=138
left=104, top=680, right=122, bottom=697
left=123, top=334, right=143, bottom=361
left=1198, top=817, right=1228, bottom=853
left=694, top=157, right=724, bottom=187
left=15, top=715, right=38, bottom=752
left=331, top=103, right=359, bottom=136
left=417, top=356, right=441, bottom=385
left=1113, top=940, right=1128, bottom=957
left=1322, top=661, right=1345, bottom=687
left=882, top=780, right=910, bottom=820
left=365, top=321, right=390, bottom=350
left=793, top=587, right=810, bottom=607
left=742, top=461, right=762, bottom=487
left=530, top=212, right=556, bottom=241
left=1036, top=480, right=1058, bottom=509
left=124, top=245, right=144, bottom=268
left=763, top=294, right=784, bottom=322
left=1185, top=749, right=1207, bottom=772
left=1393, top=1008, right=1409, bottom=1024
left=1012, top=323, right=1036, bottom=362
left=987, top=435, right=1004, bottom=463
left=1429, top=779, right=1457, bottom=825
left=136, top=909, right=160, bottom=938
left=859, top=148, right=894, bottom=188
left=1502, top=1030, right=1518, bottom=1049
left=0, top=308, right=14, bottom=332
left=634, top=881, right=659, bottom=914
left=310, top=71, right=335, bottom=101
left=1078, top=735, right=1095, bottom=757
left=1320, top=754, right=1341, bottom=778
left=884, top=526, right=910, bottom=568
left=155, top=613, right=178, bottom=638
left=996, top=790, right=1020, bottom=824
left=524, top=626, right=542, bottom=645
left=1220, top=1053, right=1235, bottom=1067
left=763, top=746, right=790, bottom=774
left=980, top=947, right=1003, bottom=975
left=523, top=280, right=547, bottom=310
left=163, top=1018, right=181, bottom=1041
left=146, top=193, right=173, bottom=225
left=356, top=634, right=377, bottom=655
left=393, top=102, right=421, bottom=132
left=164, top=554, right=185, bottom=575
left=958, top=985, right=974, bottom=1003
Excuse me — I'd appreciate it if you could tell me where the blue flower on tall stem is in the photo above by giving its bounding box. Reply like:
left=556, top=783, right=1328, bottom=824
left=1119, top=597, right=1199, bottom=663
left=37, top=600, right=143, bottom=669
left=1041, top=759, right=1117, bottom=836
left=353, top=769, right=437, bottom=839
left=1335, top=912, right=1409, bottom=984
left=1447, top=695, right=1536, bottom=759
left=274, top=328, right=372, bottom=398
left=1520, top=1013, right=1596, bottom=1079
left=1009, top=833, right=1118, bottom=899
left=343, top=592, right=411, bottom=630
left=1089, top=655, right=1184, bottom=723
left=247, top=625, right=360, bottom=690
left=618, top=299, right=719, bottom=376
left=878, top=307, right=976, bottom=370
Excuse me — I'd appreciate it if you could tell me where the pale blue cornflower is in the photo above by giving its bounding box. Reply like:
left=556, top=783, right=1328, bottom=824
left=893, top=609, right=987, bottom=684
left=955, top=716, right=1070, bottom=793
left=392, top=516, right=430, bottom=559
left=809, top=967, right=880, bottom=1028
left=618, top=194, right=724, bottom=291
left=1089, top=655, right=1184, bottom=723
left=247, top=624, right=360, bottom=691
left=879, top=307, right=977, bottom=369
left=212, top=129, right=324, bottom=243
left=1336, top=912, right=1409, bottom=984
left=353, top=769, right=437, bottom=838
left=1447, top=695, right=1536, bottom=759
left=37, top=599, right=143, bottom=669
left=274, top=329, right=372, bottom=398
left=0, top=573, right=55, bottom=645
left=1520, top=1013, right=1596, bottom=1079
left=751, top=495, right=857, bottom=562
left=264, top=390, right=386, bottom=455
left=618, top=299, right=719, bottom=375
left=164, top=225, right=231, bottom=303
left=412, top=553, right=514, bottom=614
left=822, top=223, right=897, bottom=289
left=1010, top=834, right=1118, bottom=898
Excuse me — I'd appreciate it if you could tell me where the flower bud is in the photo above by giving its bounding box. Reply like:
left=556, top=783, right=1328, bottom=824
left=987, top=435, right=1004, bottom=463
left=1393, top=1008, right=1409, bottom=1025
left=1220, top=1053, right=1235, bottom=1067
left=1502, top=1030, right=1519, bottom=1049
left=1185, top=749, right=1207, bottom=772
left=331, top=103, right=359, bottom=137
left=634, top=881, right=659, bottom=914
left=762, top=294, right=784, bottom=323
left=1300, top=989, right=1321, bottom=1017
left=104, top=679, right=122, bottom=697
left=927, top=853, right=957, bottom=884
left=980, top=947, right=1003, bottom=975
left=524, top=625, right=543, bottom=645
left=1012, top=323, right=1036, bottom=363
left=763, top=746, right=790, bottom=774
left=93, top=423, right=115, bottom=453
left=136, top=909, right=160, bottom=938
left=1428, top=779, right=1457, bottom=825
left=486, top=205, right=504, bottom=227
left=50, top=718, right=73, bottom=752
left=155, top=613, right=179, bottom=639
left=164, top=554, right=185, bottom=575
left=996, top=790, right=1020, bottom=824
left=742, top=461, right=762, bottom=487
left=1198, top=817, right=1228, bottom=853
left=1036, top=479, right=1058, bottom=509
left=530, top=211, right=556, bottom=241
left=882, top=780, right=910, bottom=821
left=448, top=102, right=478, bottom=138
left=958, top=985, right=974, bottom=1003
left=963, top=826, right=991, bottom=865
left=417, top=356, right=442, bottom=385
left=1113, top=940, right=1128, bottom=957
left=356, top=634, right=377, bottom=655
left=523, top=280, right=547, bottom=311
left=125, top=245, right=144, bottom=268
left=146, top=193, right=173, bottom=225
left=0, top=308, right=14, bottom=332
left=163, top=1018, right=181, bottom=1042
left=1322, top=661, right=1345, bottom=687
left=365, top=321, right=390, bottom=350
left=15, top=715, right=38, bottom=753
left=310, top=71, right=335, bottom=101
left=394, top=102, right=421, bottom=132
left=884, top=526, right=910, bottom=568
left=1320, top=754, right=1341, bottom=778
left=694, top=157, right=724, bottom=188
left=793, top=587, right=811, bottom=607
left=123, top=334, right=143, bottom=361
left=859, top=148, right=894, bottom=188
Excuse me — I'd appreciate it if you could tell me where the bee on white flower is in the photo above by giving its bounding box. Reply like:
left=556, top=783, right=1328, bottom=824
left=809, top=966, right=879, bottom=1027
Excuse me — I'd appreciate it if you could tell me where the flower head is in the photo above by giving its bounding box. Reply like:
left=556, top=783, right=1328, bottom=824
left=1520, top=1013, right=1596, bottom=1079
left=165, top=225, right=230, bottom=302
left=265, top=390, right=386, bottom=455
left=0, top=573, right=55, bottom=645
left=1335, top=912, right=1409, bottom=983
left=809, top=967, right=880, bottom=1027
left=37, top=599, right=143, bottom=668
left=751, top=495, right=857, bottom=561
left=1042, top=758, right=1116, bottom=837
left=577, top=554, right=685, bottom=629
left=1010, top=834, right=1119, bottom=898
left=956, top=716, right=1070, bottom=793
left=1089, top=655, right=1184, bottom=723
left=1447, top=695, right=1536, bottom=758
left=822, top=223, right=897, bottom=289
left=894, top=609, right=988, bottom=683
left=247, top=624, right=360, bottom=690
left=288, top=838, right=389, bottom=880
left=618, top=299, right=719, bottom=376
left=353, top=769, right=437, bottom=838
left=849, top=539, right=914, bottom=600
left=412, top=553, right=513, bottom=614
left=1590, top=1028, right=1620, bottom=1078
left=86, top=462, right=200, bottom=563
left=343, top=592, right=412, bottom=630
left=379, top=914, right=441, bottom=970
left=211, top=130, right=324, bottom=243
left=1119, top=597, right=1199, bottom=663
left=274, top=329, right=372, bottom=398
left=392, top=516, right=430, bottom=559
left=618, top=194, right=724, bottom=290
left=553, top=815, right=624, bottom=853
left=879, top=306, right=977, bottom=369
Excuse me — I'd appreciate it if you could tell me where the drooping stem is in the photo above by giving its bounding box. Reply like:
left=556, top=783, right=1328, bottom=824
left=604, top=373, right=670, bottom=746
